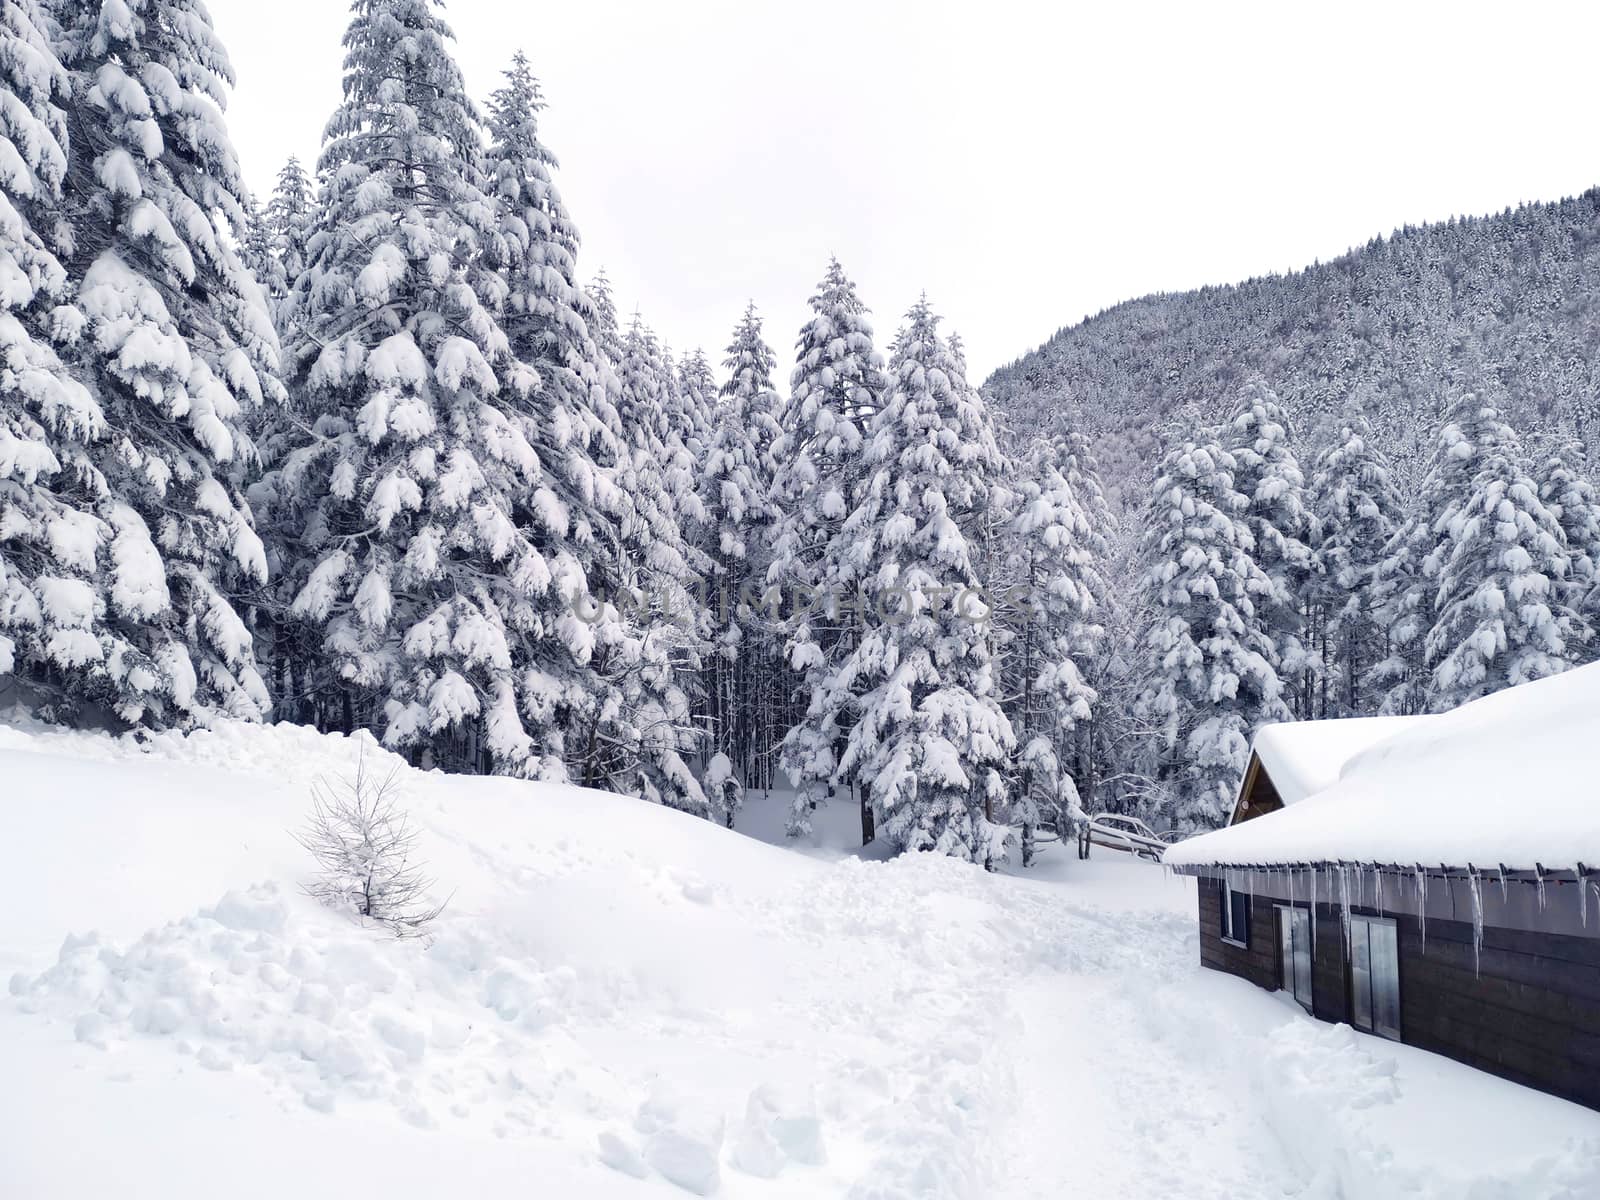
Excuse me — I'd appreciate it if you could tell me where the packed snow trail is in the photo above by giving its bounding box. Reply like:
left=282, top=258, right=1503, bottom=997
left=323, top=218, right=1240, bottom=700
left=998, top=967, right=1297, bottom=1198
left=2, top=720, right=1597, bottom=1199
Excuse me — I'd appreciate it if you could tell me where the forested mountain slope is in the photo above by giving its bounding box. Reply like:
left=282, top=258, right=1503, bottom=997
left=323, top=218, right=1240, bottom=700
left=986, top=191, right=1600, bottom=505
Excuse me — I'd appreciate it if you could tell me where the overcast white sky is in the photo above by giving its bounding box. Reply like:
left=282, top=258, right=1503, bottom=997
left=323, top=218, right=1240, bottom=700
left=211, top=0, right=1600, bottom=381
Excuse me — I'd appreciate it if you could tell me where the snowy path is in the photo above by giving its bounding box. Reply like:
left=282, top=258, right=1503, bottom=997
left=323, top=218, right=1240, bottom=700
left=986, top=871, right=1300, bottom=1200
left=3, top=723, right=1598, bottom=1199
left=1001, top=981, right=1265, bottom=1199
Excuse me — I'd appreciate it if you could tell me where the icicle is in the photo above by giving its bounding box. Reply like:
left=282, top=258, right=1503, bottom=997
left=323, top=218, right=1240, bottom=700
left=1497, top=864, right=1508, bottom=904
left=1535, top=865, right=1547, bottom=912
left=1581, top=865, right=1591, bottom=930
left=1374, top=865, right=1384, bottom=915
left=1307, top=866, right=1317, bottom=957
left=1414, top=864, right=1428, bottom=953
left=1338, top=863, right=1352, bottom=959
left=1468, top=866, right=1484, bottom=977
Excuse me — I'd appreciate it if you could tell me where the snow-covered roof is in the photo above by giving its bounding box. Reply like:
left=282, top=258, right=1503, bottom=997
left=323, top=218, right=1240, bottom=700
left=1246, top=717, right=1424, bottom=811
left=1167, top=661, right=1600, bottom=873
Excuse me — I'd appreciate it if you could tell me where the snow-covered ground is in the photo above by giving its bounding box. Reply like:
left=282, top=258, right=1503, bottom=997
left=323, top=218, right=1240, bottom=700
left=2, top=721, right=1597, bottom=1199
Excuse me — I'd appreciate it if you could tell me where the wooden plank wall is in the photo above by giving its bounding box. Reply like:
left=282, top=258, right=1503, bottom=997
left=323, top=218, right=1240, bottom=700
left=1310, top=905, right=1348, bottom=1026
left=1197, top=876, right=1278, bottom=990
left=1394, top=912, right=1600, bottom=1110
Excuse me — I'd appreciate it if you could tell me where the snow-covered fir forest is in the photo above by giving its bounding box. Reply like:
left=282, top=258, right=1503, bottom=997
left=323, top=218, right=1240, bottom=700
left=5, top=0, right=1600, bottom=851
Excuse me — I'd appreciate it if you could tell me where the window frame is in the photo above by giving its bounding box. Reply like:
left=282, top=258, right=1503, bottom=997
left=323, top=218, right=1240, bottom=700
left=1220, top=881, right=1250, bottom=948
left=1348, top=913, right=1402, bottom=1041
left=1276, top=903, right=1315, bottom=1013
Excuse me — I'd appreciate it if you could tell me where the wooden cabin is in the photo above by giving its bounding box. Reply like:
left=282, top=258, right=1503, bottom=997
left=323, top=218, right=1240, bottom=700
left=1165, top=664, right=1600, bottom=1111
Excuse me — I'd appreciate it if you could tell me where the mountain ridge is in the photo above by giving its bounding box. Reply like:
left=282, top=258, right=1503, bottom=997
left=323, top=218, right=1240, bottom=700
left=984, top=187, right=1600, bottom=506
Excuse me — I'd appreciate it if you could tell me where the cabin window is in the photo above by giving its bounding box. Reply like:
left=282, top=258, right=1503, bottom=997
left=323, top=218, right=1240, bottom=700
left=1349, top=915, right=1401, bottom=1041
left=1276, top=905, right=1313, bottom=1012
left=1221, top=883, right=1250, bottom=946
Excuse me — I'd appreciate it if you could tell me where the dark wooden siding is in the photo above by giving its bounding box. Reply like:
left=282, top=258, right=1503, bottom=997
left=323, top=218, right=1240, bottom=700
left=1310, top=905, right=1348, bottom=1025
left=1197, top=876, right=1278, bottom=990
left=1390, top=911, right=1600, bottom=1109
left=1195, top=880, right=1600, bottom=1110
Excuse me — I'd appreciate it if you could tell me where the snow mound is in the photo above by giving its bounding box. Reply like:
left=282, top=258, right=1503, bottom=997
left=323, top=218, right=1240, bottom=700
left=731, top=1082, right=826, bottom=1177
left=9, top=881, right=631, bottom=1130
left=1255, top=1018, right=1600, bottom=1199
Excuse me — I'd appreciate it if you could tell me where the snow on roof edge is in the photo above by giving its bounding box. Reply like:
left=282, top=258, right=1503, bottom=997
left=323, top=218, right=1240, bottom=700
left=1245, top=716, right=1427, bottom=811
left=1167, top=662, right=1600, bottom=874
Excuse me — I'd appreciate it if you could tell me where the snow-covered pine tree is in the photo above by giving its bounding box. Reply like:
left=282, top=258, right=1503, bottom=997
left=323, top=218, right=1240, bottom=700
left=1308, top=396, right=1404, bottom=716
left=1424, top=396, right=1581, bottom=707
left=654, top=340, right=710, bottom=546
left=692, top=304, right=783, bottom=805
left=598, top=311, right=708, bottom=816
left=15, top=0, right=286, bottom=726
left=1364, top=395, right=1482, bottom=718
left=1077, top=508, right=1159, bottom=818
left=1003, top=433, right=1102, bottom=864
left=1533, top=433, right=1600, bottom=653
left=1367, top=507, right=1436, bottom=716
left=770, top=259, right=886, bottom=837
left=614, top=314, right=705, bottom=603
left=265, top=155, right=314, bottom=298
left=1060, top=430, right=1116, bottom=567
left=673, top=347, right=716, bottom=459
left=1220, top=379, right=1314, bottom=717
left=835, top=297, right=1014, bottom=865
left=484, top=50, right=621, bottom=455
left=1052, top=428, right=1118, bottom=806
left=585, top=267, right=624, bottom=371
left=574, top=590, right=708, bottom=817
left=240, top=194, right=286, bottom=303
left=722, top=305, right=785, bottom=793
left=257, top=0, right=555, bottom=774
left=479, top=47, right=652, bottom=776
left=0, top=0, right=103, bottom=713
left=1133, top=425, right=1288, bottom=830
left=722, top=301, right=784, bottom=483
left=478, top=63, right=705, bottom=812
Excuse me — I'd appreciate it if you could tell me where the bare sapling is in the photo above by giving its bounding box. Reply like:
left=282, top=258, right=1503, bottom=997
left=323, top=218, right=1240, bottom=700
left=295, top=754, right=446, bottom=936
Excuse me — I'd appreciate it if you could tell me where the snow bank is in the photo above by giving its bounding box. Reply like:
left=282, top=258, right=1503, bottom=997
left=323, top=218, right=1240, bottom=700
left=1168, top=662, right=1600, bottom=871
left=1253, top=1017, right=1600, bottom=1198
